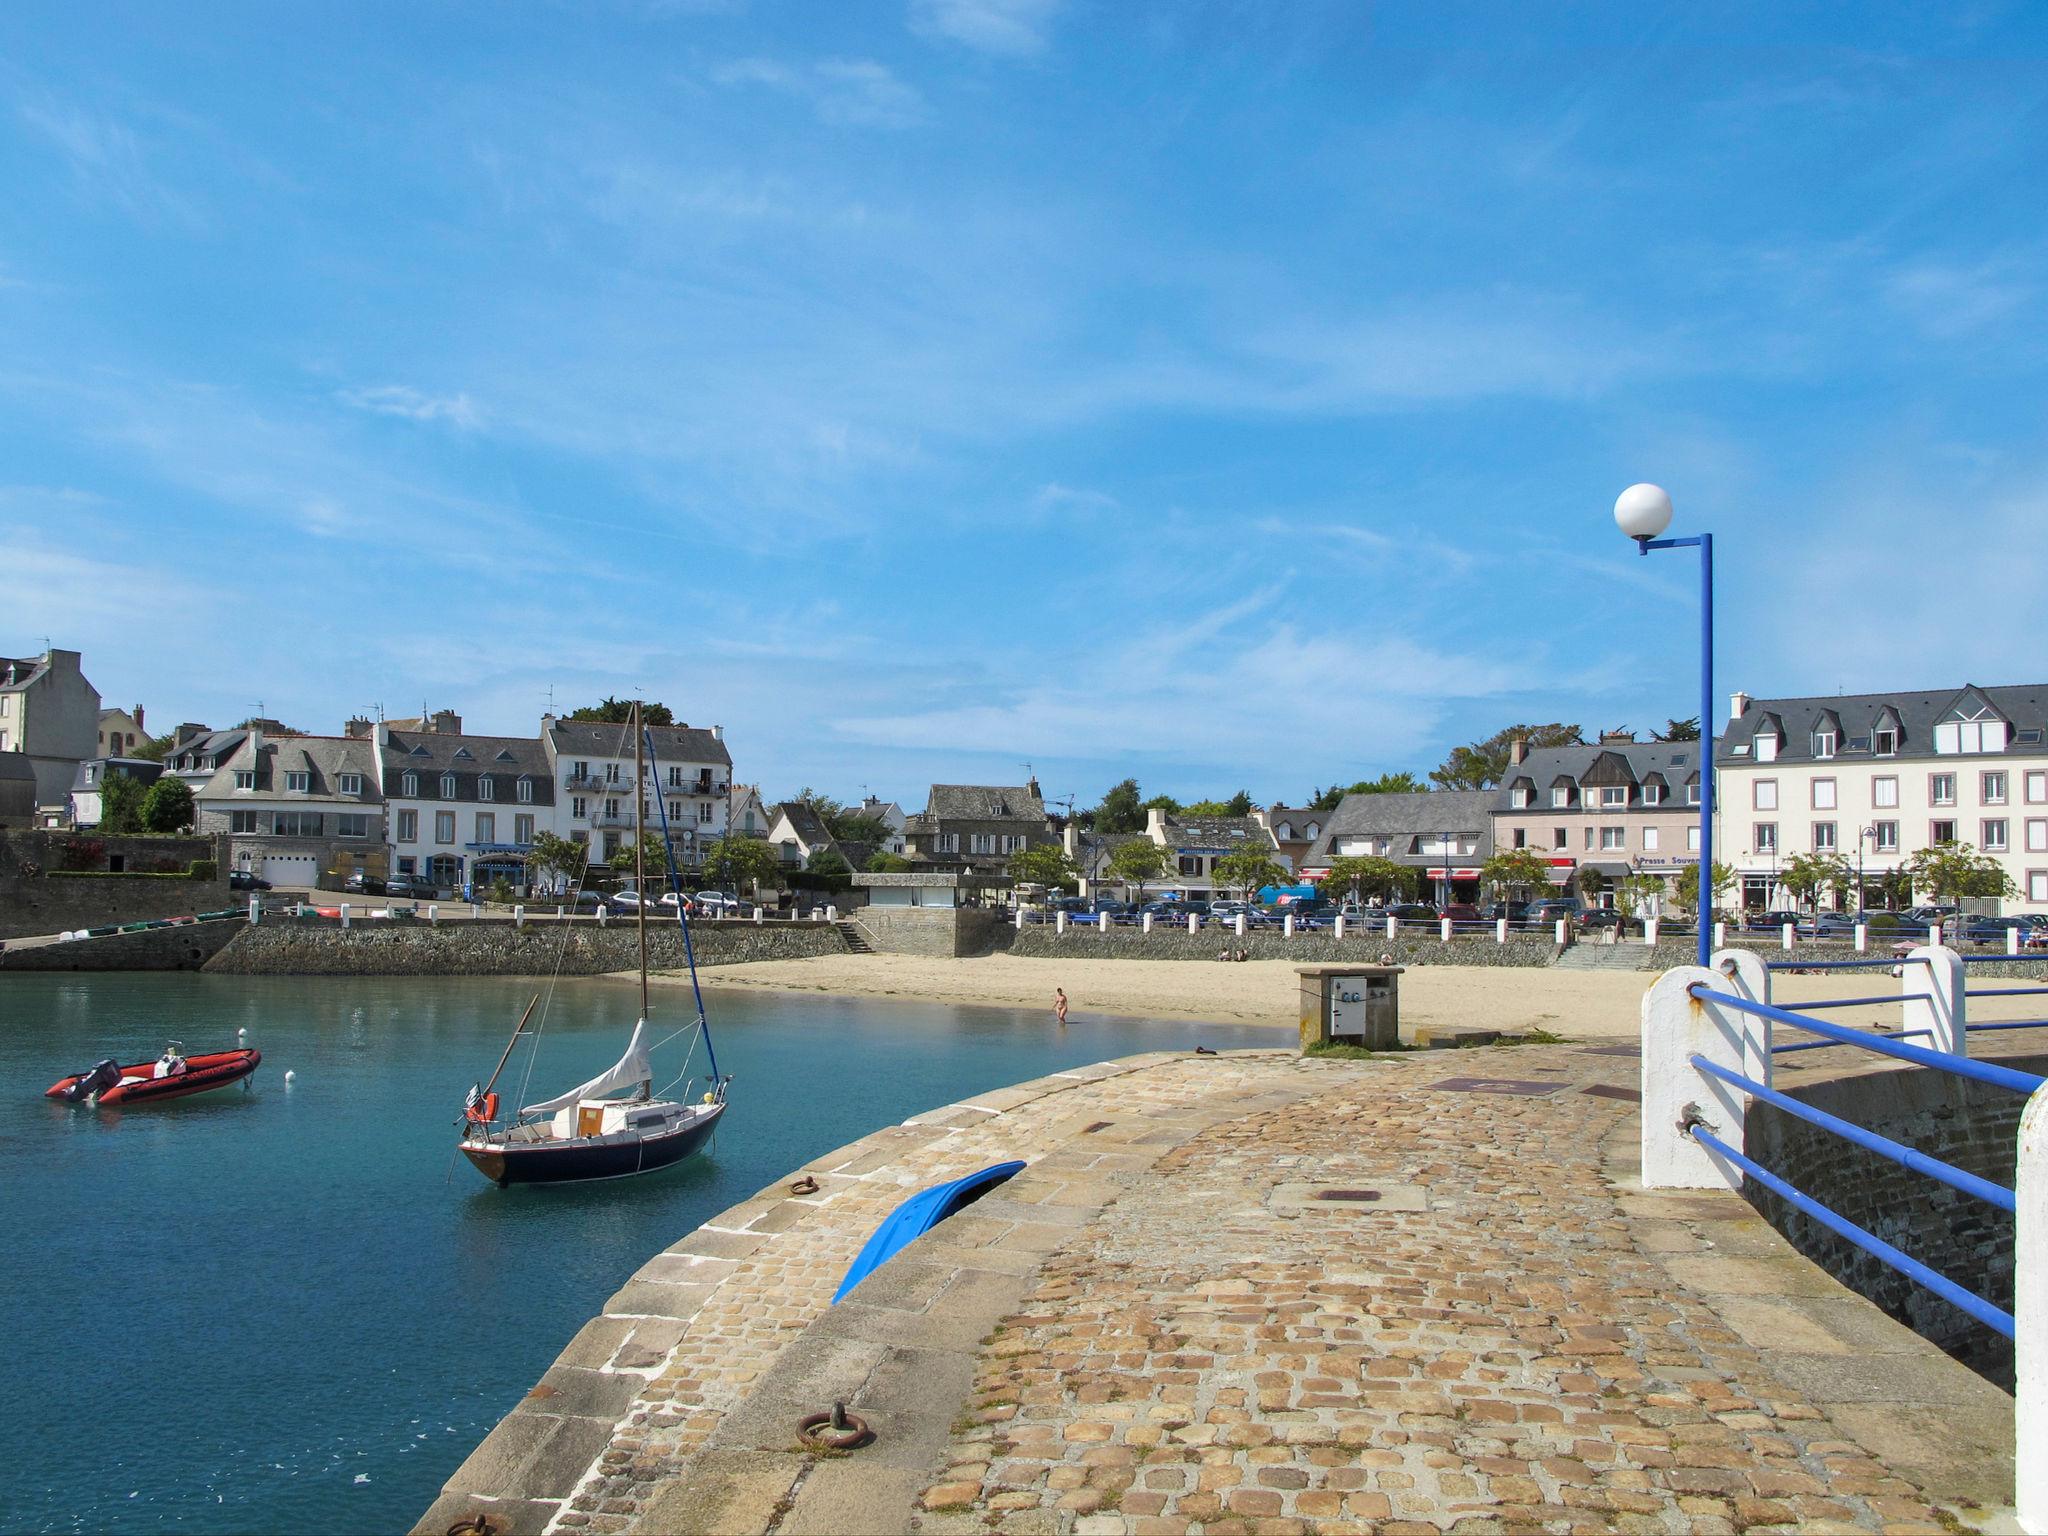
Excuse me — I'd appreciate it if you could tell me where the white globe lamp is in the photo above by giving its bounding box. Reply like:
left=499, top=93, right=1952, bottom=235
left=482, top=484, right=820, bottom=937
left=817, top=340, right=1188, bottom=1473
left=1614, top=483, right=1674, bottom=541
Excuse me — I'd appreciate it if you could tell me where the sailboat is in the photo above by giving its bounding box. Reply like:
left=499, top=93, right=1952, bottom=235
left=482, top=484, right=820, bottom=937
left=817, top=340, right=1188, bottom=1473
left=456, top=703, right=730, bottom=1188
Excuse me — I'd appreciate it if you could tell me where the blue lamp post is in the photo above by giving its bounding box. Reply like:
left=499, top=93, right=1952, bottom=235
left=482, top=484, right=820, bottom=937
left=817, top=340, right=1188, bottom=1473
left=1615, top=483, right=1715, bottom=967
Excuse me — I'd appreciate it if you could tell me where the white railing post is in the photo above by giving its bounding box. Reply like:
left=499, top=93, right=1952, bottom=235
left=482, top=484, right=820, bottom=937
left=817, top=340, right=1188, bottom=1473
left=1143, top=911, right=1154, bottom=934
left=1854, top=922, right=1868, bottom=953
left=1641, top=964, right=1755, bottom=1191
left=1931, top=922, right=1944, bottom=948
left=1780, top=921, right=1795, bottom=951
left=2012, top=925, right=2023, bottom=957
left=1555, top=918, right=1568, bottom=946
left=2016, top=1084, right=2047, bottom=1534
left=1904, top=945, right=1966, bottom=1056
left=1714, top=920, right=1727, bottom=950
left=249, top=896, right=261, bottom=925
left=1645, top=917, right=1659, bottom=947
left=1235, top=913, right=1248, bottom=939
left=514, top=904, right=525, bottom=929
left=1056, top=912, right=1068, bottom=935
left=340, top=903, right=350, bottom=929
left=1711, top=947, right=1774, bottom=1088
left=1385, top=913, right=1398, bottom=941
left=1099, top=912, right=1111, bottom=934
left=429, top=903, right=438, bottom=925
left=1496, top=917, right=1509, bottom=944
left=1283, top=914, right=1295, bottom=939
left=1439, top=916, right=1452, bottom=943
left=1335, top=914, right=1347, bottom=939
left=1186, top=913, right=1198, bottom=936
left=754, top=907, right=764, bottom=924
left=597, top=904, right=608, bottom=926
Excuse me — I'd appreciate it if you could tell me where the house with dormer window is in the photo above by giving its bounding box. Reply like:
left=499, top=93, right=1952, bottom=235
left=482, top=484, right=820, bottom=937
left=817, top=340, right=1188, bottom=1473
left=1717, top=684, right=2048, bottom=914
left=903, top=781, right=1053, bottom=878
left=1491, top=735, right=1702, bottom=906
left=379, top=725, right=555, bottom=892
left=194, top=728, right=386, bottom=888
left=1256, top=805, right=1323, bottom=870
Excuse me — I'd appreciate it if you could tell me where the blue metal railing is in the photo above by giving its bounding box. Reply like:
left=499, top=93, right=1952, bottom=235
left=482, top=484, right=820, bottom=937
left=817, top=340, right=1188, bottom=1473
left=1689, top=987, right=2047, bottom=1094
left=1773, top=1029, right=1931, bottom=1055
left=1765, top=956, right=1925, bottom=972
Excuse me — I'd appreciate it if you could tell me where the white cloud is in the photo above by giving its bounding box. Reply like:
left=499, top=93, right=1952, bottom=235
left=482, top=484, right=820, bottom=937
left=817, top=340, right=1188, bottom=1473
left=910, top=0, right=1061, bottom=56
left=336, top=384, right=484, bottom=429
left=1031, top=482, right=1118, bottom=515
left=711, top=56, right=925, bottom=128
left=16, top=98, right=201, bottom=228
left=1881, top=256, right=2036, bottom=340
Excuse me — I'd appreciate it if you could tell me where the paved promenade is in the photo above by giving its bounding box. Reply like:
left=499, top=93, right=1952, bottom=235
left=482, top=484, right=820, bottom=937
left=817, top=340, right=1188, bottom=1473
left=418, top=1040, right=2017, bottom=1536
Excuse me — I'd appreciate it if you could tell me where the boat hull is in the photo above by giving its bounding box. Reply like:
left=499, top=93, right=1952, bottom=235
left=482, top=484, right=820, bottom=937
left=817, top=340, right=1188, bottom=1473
left=460, top=1101, right=723, bottom=1187
left=45, top=1049, right=260, bottom=1107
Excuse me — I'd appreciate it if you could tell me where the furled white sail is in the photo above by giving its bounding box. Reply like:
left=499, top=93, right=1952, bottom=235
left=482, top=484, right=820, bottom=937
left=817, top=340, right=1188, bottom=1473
left=523, top=1020, right=653, bottom=1114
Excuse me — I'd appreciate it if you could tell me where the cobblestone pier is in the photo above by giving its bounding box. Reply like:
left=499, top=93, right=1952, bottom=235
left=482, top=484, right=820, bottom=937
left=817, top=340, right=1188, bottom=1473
left=417, top=1041, right=2017, bottom=1536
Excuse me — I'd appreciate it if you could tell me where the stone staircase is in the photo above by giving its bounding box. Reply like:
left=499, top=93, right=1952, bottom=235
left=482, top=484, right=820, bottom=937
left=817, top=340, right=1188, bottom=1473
left=835, top=919, right=875, bottom=955
left=1553, top=940, right=1659, bottom=971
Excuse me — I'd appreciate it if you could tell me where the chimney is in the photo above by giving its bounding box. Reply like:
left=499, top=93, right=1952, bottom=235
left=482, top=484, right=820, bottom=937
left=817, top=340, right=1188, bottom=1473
left=710, top=724, right=723, bottom=741
left=1509, top=736, right=1528, bottom=765
left=1729, top=690, right=1751, bottom=723
left=344, top=715, right=373, bottom=739
left=1145, top=806, right=1168, bottom=841
left=134, top=705, right=144, bottom=732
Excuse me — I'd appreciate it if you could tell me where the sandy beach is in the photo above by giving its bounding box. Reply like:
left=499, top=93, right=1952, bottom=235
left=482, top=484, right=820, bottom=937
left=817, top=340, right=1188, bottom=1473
left=654, top=949, right=2048, bottom=1042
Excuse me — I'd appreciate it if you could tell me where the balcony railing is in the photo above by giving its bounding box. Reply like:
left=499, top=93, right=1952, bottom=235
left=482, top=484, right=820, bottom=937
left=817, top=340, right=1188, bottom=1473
left=565, top=772, right=636, bottom=792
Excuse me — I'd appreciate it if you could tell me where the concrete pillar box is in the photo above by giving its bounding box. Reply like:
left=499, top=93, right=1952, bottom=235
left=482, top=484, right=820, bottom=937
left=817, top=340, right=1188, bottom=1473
left=1297, top=964, right=1403, bottom=1052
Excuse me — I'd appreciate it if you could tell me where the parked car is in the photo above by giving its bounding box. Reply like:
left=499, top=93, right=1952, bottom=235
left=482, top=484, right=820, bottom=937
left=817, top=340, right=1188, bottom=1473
left=1522, top=898, right=1583, bottom=929
left=1208, top=900, right=1255, bottom=928
left=344, top=871, right=385, bottom=895
left=1576, top=908, right=1625, bottom=932
left=1385, top=903, right=1441, bottom=926
left=1442, top=903, right=1482, bottom=926
left=1139, top=901, right=1201, bottom=927
left=1746, top=909, right=1804, bottom=932
left=1812, top=911, right=1861, bottom=937
left=1477, top=901, right=1531, bottom=925
left=1957, top=914, right=2027, bottom=945
left=228, top=871, right=272, bottom=892
left=383, top=873, right=419, bottom=898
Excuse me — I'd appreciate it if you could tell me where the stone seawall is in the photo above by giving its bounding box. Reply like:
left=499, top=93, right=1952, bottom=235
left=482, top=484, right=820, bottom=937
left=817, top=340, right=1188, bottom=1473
left=206, top=919, right=848, bottom=977
left=852, top=905, right=1001, bottom=957
left=1010, top=926, right=1565, bottom=966
left=0, top=874, right=236, bottom=941
left=1744, top=1047, right=2048, bottom=1386
left=0, top=917, right=245, bottom=972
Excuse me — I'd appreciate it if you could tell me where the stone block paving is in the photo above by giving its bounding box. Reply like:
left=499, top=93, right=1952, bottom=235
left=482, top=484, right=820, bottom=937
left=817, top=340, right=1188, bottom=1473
left=922, top=1046, right=1954, bottom=1535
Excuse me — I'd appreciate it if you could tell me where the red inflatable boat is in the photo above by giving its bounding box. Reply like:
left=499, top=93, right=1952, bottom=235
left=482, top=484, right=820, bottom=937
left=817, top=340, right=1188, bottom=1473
left=45, top=1047, right=261, bottom=1106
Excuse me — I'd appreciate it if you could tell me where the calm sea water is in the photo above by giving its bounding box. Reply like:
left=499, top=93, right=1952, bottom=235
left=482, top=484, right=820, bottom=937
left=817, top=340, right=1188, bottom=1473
left=0, top=973, right=1267, bottom=1535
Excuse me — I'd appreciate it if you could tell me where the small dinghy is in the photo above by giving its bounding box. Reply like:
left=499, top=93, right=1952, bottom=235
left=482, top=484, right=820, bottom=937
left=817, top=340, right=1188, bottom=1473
left=833, top=1161, right=1025, bottom=1302
left=46, top=1043, right=260, bottom=1106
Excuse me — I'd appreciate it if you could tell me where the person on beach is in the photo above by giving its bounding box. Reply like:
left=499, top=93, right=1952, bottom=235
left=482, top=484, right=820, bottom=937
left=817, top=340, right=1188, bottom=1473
left=1054, top=987, right=1068, bottom=1026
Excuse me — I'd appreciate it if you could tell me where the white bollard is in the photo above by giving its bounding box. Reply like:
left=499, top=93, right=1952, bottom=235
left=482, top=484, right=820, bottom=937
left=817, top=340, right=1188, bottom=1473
left=1386, top=914, right=1398, bottom=941
left=1645, top=917, right=1659, bottom=947
left=1440, top=916, right=1453, bottom=943
left=340, top=903, right=350, bottom=929
left=556, top=904, right=564, bottom=919
left=1236, top=913, right=1248, bottom=939
left=597, top=904, right=608, bottom=926
left=1555, top=918, right=1568, bottom=946
left=827, top=904, right=838, bottom=921
left=1284, top=914, right=1295, bottom=939
left=1336, top=914, right=1347, bottom=939
left=1931, top=922, right=1943, bottom=948
left=1496, top=917, right=1509, bottom=944
left=1056, top=912, right=1068, bottom=935
left=1711, top=948, right=1774, bottom=1088
left=249, top=896, right=261, bottom=925
left=514, top=904, right=525, bottom=929
left=754, top=906, right=763, bottom=924
left=1781, top=922, right=1795, bottom=952
left=429, top=904, right=438, bottom=925
left=1854, top=922, right=1868, bottom=953
left=1714, top=920, right=1727, bottom=950
left=2012, top=925, right=2023, bottom=957
left=1100, top=912, right=1112, bottom=933
left=1187, top=912, right=1198, bottom=935
left=1640, top=964, right=1757, bottom=1191
left=1143, top=911, right=1154, bottom=934
left=1904, top=945, right=1966, bottom=1056
left=2015, top=1085, right=2048, bottom=1534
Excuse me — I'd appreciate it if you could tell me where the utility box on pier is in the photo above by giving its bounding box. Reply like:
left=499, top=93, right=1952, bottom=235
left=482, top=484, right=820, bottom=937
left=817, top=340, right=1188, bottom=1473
left=1296, top=964, right=1402, bottom=1051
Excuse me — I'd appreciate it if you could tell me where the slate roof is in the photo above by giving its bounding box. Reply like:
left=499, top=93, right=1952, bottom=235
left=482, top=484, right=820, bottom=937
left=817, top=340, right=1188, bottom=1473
left=1496, top=742, right=1700, bottom=811
left=1163, top=814, right=1274, bottom=852
left=167, top=728, right=249, bottom=776
left=1717, top=683, right=2048, bottom=768
left=770, top=801, right=838, bottom=851
left=383, top=730, right=556, bottom=804
left=548, top=719, right=732, bottom=768
left=1301, top=790, right=1496, bottom=868
left=0, top=656, right=50, bottom=690
left=197, top=734, right=383, bottom=801
left=917, top=784, right=1047, bottom=823
left=70, top=758, right=164, bottom=792
left=0, top=750, right=37, bottom=783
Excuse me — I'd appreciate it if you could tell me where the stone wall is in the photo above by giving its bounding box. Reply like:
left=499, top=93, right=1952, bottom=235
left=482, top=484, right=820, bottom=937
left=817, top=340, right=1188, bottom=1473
left=0, top=829, right=232, bottom=939
left=0, top=917, right=244, bottom=971
left=204, top=917, right=848, bottom=976
left=853, top=905, right=1001, bottom=957
left=1743, top=1052, right=2045, bottom=1387
left=1009, top=926, right=1564, bottom=967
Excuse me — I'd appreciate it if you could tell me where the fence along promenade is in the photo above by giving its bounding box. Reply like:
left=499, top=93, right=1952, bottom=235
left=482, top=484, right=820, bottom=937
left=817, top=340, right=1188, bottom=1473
left=1640, top=943, right=2047, bottom=1531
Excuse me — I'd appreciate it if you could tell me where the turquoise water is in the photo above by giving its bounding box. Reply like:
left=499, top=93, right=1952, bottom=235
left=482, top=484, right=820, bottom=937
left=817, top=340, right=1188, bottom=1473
left=0, top=974, right=1269, bottom=1535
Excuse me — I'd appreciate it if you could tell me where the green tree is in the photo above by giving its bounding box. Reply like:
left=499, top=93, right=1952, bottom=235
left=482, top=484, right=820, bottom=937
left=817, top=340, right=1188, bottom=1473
left=864, top=851, right=912, bottom=874
left=1431, top=724, right=1584, bottom=791
left=1572, top=865, right=1607, bottom=905
left=1140, top=793, right=1181, bottom=815
left=1213, top=849, right=1287, bottom=899
left=529, top=831, right=589, bottom=890
left=608, top=832, right=675, bottom=881
left=1656, top=717, right=1702, bottom=742
left=131, top=730, right=177, bottom=763
left=830, top=811, right=891, bottom=847
left=704, top=835, right=783, bottom=894
left=1900, top=841, right=2016, bottom=908
left=1309, top=771, right=1425, bottom=812
left=1478, top=848, right=1554, bottom=902
left=1320, top=855, right=1412, bottom=905
left=568, top=697, right=676, bottom=727
left=1093, top=778, right=1144, bottom=834
left=1675, top=860, right=1737, bottom=915
left=139, top=775, right=195, bottom=833
left=1009, top=843, right=1079, bottom=892
left=804, top=847, right=853, bottom=890
left=1778, top=852, right=1847, bottom=912
left=98, top=772, right=146, bottom=834
left=1615, top=872, right=1667, bottom=919
left=1106, top=839, right=1174, bottom=902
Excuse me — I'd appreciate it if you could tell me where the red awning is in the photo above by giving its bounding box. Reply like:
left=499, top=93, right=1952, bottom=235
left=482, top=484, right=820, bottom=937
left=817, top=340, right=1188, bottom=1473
left=1424, top=867, right=1483, bottom=879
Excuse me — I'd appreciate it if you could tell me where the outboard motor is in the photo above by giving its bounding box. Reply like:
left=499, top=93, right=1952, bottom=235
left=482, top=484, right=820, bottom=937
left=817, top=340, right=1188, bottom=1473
left=63, top=1059, right=123, bottom=1102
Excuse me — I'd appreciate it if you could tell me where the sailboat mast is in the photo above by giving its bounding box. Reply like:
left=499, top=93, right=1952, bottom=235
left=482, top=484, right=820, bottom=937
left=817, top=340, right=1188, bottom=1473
left=633, top=699, right=650, bottom=1021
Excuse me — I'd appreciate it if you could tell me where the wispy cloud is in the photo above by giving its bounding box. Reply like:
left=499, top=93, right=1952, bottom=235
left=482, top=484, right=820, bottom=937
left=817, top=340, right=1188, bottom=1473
left=1881, top=254, right=2037, bottom=340
left=16, top=97, right=201, bottom=228
left=1031, top=482, right=1118, bottom=515
left=336, top=384, right=484, bottom=429
left=910, top=0, right=1061, bottom=57
left=711, top=57, right=926, bottom=129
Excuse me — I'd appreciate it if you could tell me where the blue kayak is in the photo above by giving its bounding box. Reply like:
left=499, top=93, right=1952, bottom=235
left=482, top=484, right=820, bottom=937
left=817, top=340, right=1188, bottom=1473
left=832, top=1160, right=1027, bottom=1302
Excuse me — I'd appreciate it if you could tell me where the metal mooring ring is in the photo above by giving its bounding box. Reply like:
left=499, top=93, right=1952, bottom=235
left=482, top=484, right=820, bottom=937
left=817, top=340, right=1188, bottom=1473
left=789, top=1175, right=819, bottom=1196
left=798, top=1400, right=874, bottom=1451
left=446, top=1516, right=502, bottom=1536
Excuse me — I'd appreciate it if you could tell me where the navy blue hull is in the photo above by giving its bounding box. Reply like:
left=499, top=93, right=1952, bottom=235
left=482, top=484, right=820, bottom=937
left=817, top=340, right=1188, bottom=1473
left=461, top=1103, right=723, bottom=1187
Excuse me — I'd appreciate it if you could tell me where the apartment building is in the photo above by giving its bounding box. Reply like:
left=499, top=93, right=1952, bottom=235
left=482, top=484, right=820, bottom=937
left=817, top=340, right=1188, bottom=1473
left=1493, top=736, right=1701, bottom=903
left=0, top=649, right=100, bottom=812
left=195, top=730, right=387, bottom=886
left=1718, top=684, right=2048, bottom=913
left=904, top=782, right=1053, bottom=878
left=1298, top=790, right=1494, bottom=906
left=380, top=725, right=555, bottom=891
left=544, top=716, right=732, bottom=870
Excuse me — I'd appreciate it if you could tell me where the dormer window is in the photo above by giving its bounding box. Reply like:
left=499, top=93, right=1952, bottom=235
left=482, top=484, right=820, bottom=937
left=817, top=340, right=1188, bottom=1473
left=338, top=773, right=363, bottom=796
left=1755, top=734, right=1778, bottom=762
left=1812, top=731, right=1836, bottom=759
left=517, top=777, right=533, bottom=803
left=453, top=747, right=473, bottom=759
left=1550, top=782, right=1573, bottom=808
left=1936, top=716, right=2007, bottom=755
left=1873, top=727, right=1898, bottom=756
left=1599, top=786, right=1627, bottom=808
left=1642, top=782, right=1663, bottom=806
left=440, top=773, right=457, bottom=798
left=285, top=771, right=310, bottom=793
left=479, top=777, right=496, bottom=801
left=402, top=772, right=419, bottom=797
left=1509, top=783, right=1532, bottom=810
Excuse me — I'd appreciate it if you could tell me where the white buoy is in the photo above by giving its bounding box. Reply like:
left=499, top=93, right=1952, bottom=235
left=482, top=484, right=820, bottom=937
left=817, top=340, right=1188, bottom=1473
left=237, top=1027, right=247, bottom=1041
left=284, top=1070, right=296, bottom=1086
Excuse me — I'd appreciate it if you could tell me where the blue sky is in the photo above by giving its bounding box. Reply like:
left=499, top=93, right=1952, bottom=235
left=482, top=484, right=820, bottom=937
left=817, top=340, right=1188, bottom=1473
left=3, top=3, right=2045, bottom=811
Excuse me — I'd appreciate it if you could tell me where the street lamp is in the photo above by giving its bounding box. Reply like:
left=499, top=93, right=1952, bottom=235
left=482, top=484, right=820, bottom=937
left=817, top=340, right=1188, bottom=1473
left=1858, top=824, right=1879, bottom=914
left=1616, top=483, right=1714, bottom=966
